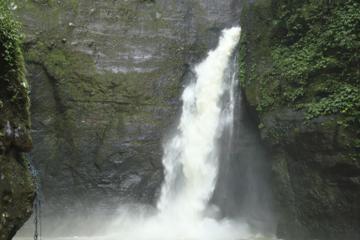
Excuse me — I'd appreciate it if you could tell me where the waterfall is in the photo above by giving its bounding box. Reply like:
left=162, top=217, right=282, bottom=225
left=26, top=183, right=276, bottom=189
left=157, top=27, right=241, bottom=218
left=99, top=26, right=274, bottom=240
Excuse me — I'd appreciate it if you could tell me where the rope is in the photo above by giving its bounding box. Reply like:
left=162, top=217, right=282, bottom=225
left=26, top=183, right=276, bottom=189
left=33, top=197, right=41, bottom=240
left=29, top=153, right=42, bottom=240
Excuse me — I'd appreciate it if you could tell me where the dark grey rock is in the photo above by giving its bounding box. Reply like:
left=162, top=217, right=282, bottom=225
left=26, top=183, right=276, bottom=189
left=12, top=0, right=243, bottom=229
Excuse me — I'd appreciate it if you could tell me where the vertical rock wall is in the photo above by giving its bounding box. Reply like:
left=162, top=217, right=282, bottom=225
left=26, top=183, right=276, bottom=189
left=12, top=0, right=242, bottom=224
left=240, top=0, right=360, bottom=239
left=0, top=2, right=35, bottom=240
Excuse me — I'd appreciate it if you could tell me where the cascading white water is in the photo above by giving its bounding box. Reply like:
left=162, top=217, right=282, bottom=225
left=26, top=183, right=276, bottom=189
left=157, top=26, right=240, bottom=219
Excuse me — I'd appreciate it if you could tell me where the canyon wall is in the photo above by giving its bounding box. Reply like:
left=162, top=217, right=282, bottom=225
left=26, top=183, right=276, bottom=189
left=9, top=0, right=360, bottom=239
left=0, top=3, right=35, bottom=240
left=239, top=0, right=360, bottom=239
left=12, top=0, right=242, bottom=221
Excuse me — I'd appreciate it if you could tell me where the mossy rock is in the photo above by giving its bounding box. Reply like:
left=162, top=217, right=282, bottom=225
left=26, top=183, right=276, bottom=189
left=240, top=0, right=360, bottom=239
left=0, top=2, right=35, bottom=239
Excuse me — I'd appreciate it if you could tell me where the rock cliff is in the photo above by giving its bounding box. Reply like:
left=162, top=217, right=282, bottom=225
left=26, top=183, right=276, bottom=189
left=239, top=0, right=360, bottom=239
left=0, top=2, right=35, bottom=240
left=12, top=0, right=242, bottom=224
left=10, top=0, right=359, bottom=239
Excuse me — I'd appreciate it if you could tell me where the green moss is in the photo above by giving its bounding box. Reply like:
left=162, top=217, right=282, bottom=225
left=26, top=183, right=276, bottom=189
left=24, top=34, right=185, bottom=117
left=13, top=0, right=79, bottom=32
left=0, top=1, right=22, bottom=66
left=240, top=0, right=360, bottom=126
left=240, top=1, right=360, bottom=239
left=238, top=32, right=247, bottom=87
left=0, top=0, right=29, bottom=126
left=117, top=4, right=138, bottom=23
left=0, top=3, right=34, bottom=238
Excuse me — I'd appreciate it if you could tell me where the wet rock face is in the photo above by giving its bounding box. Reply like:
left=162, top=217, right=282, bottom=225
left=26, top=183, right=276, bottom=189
left=240, top=0, right=360, bottom=239
left=0, top=151, right=35, bottom=240
left=0, top=3, right=35, bottom=239
left=263, top=109, right=360, bottom=240
left=0, top=121, right=34, bottom=240
left=12, top=0, right=242, bottom=218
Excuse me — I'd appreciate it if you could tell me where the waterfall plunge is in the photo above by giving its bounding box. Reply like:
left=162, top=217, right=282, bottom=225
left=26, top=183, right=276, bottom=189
left=157, top=27, right=240, bottom=219
left=101, top=27, right=271, bottom=240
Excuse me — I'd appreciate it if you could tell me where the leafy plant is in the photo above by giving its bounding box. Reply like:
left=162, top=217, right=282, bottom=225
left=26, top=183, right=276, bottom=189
left=0, top=0, right=28, bottom=111
left=0, top=1, right=22, bottom=68
left=245, top=0, right=360, bottom=126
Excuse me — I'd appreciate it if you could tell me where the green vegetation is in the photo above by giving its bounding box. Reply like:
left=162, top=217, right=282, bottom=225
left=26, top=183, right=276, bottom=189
left=0, top=1, right=22, bottom=66
left=240, top=2, right=360, bottom=238
left=0, top=5, right=34, bottom=238
left=241, top=0, right=360, bottom=125
left=0, top=0, right=29, bottom=124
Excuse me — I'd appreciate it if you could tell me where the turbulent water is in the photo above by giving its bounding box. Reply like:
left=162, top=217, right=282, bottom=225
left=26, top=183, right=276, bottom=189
left=157, top=27, right=240, bottom=218
left=16, top=27, right=276, bottom=240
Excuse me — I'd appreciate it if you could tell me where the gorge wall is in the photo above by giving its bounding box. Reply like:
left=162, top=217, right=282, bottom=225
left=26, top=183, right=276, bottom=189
left=12, top=0, right=242, bottom=223
left=239, top=0, right=360, bottom=239
left=6, top=0, right=359, bottom=239
left=0, top=3, right=35, bottom=240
